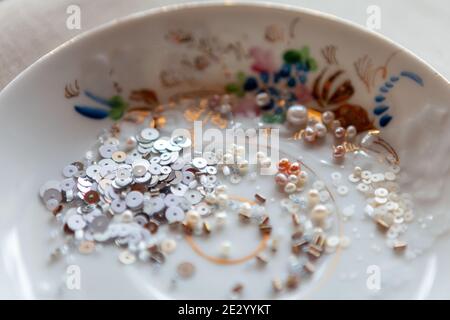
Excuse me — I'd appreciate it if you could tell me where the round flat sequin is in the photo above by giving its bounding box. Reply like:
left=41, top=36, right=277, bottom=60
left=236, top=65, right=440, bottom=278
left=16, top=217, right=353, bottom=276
left=160, top=166, right=172, bottom=175
left=63, top=165, right=79, bottom=178
left=91, top=216, right=110, bottom=233
left=164, top=194, right=182, bottom=207
left=67, top=214, right=86, bottom=231
left=149, top=164, right=162, bottom=175
left=337, top=185, right=349, bottom=196
left=79, top=241, right=96, bottom=254
left=112, top=151, right=126, bottom=163
left=192, top=157, right=207, bottom=169
left=177, top=262, right=195, bottom=278
left=147, top=197, right=163, bottom=212
left=172, top=136, right=191, bottom=148
left=165, top=206, right=185, bottom=223
left=99, top=145, right=117, bottom=158
left=171, top=184, right=188, bottom=196
left=140, top=128, right=160, bottom=141
left=384, top=171, right=396, bottom=181
left=60, top=178, right=75, bottom=191
left=132, top=165, right=147, bottom=177
left=203, top=152, right=218, bottom=165
left=375, top=188, right=389, bottom=198
left=111, top=199, right=127, bottom=214
left=119, top=250, right=136, bottom=265
left=184, top=190, right=202, bottom=205
left=229, top=174, right=242, bottom=184
left=361, top=171, right=372, bottom=179
left=161, top=239, right=177, bottom=254
left=331, top=172, right=342, bottom=181
left=86, top=165, right=101, bottom=179
left=357, top=183, right=370, bottom=193
left=181, top=172, right=195, bottom=185
left=126, top=191, right=144, bottom=208
left=84, top=190, right=100, bottom=204
left=154, top=139, right=169, bottom=151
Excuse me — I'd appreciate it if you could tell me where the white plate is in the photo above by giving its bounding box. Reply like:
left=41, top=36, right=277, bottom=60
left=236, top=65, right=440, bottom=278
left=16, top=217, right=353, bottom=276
left=0, top=2, right=449, bottom=299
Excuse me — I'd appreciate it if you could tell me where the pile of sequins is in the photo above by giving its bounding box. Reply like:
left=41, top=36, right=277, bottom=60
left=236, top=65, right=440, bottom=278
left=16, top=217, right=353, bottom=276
left=348, top=166, right=413, bottom=252
left=40, top=127, right=226, bottom=265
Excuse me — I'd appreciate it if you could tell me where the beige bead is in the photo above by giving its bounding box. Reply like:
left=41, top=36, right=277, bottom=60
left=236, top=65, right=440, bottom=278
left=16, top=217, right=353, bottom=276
left=284, top=182, right=297, bottom=194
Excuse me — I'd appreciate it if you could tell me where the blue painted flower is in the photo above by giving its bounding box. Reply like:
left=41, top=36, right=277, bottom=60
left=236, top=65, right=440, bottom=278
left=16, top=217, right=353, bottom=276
left=74, top=91, right=127, bottom=120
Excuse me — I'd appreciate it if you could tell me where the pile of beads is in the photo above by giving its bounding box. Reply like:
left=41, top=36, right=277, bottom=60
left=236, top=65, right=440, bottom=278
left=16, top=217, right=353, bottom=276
left=286, top=105, right=358, bottom=162
left=274, top=158, right=307, bottom=194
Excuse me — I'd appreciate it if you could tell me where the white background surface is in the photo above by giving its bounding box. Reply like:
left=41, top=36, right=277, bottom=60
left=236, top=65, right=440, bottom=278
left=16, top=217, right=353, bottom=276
left=0, top=0, right=449, bottom=90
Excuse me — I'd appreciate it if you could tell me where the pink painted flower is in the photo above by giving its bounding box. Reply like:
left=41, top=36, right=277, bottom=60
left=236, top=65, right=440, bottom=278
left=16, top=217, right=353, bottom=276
left=232, top=95, right=260, bottom=117
left=249, top=46, right=277, bottom=74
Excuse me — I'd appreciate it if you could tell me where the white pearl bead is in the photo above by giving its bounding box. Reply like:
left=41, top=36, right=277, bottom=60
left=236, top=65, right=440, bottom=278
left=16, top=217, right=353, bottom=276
left=260, top=158, right=272, bottom=168
left=186, top=210, right=200, bottom=225
left=314, top=123, right=327, bottom=138
left=304, top=126, right=316, bottom=142
left=238, top=202, right=252, bottom=214
left=287, top=105, right=308, bottom=127
left=308, top=189, right=320, bottom=207
left=220, top=241, right=232, bottom=257
left=321, top=111, right=335, bottom=125
left=205, top=193, right=217, bottom=204
left=311, top=204, right=329, bottom=226
left=334, top=127, right=346, bottom=139
left=284, top=182, right=297, bottom=194
left=215, top=212, right=228, bottom=227
left=331, top=119, right=341, bottom=130
left=346, top=125, right=357, bottom=140
left=288, top=174, right=299, bottom=184
left=215, top=184, right=228, bottom=193
left=256, top=151, right=266, bottom=160
left=217, top=193, right=229, bottom=205
left=256, top=92, right=271, bottom=107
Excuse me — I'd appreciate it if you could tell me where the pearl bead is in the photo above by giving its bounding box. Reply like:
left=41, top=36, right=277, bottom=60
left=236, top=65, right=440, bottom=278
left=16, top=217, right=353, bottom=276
left=331, top=119, right=341, bottom=130
left=186, top=210, right=200, bottom=226
left=217, top=193, right=229, bottom=206
left=238, top=202, right=252, bottom=214
left=333, top=144, right=346, bottom=160
left=215, top=184, right=228, bottom=193
left=288, top=174, right=299, bottom=184
left=308, top=189, right=320, bottom=207
left=236, top=145, right=245, bottom=156
left=259, top=158, right=271, bottom=168
left=321, top=111, right=335, bottom=125
left=286, top=105, right=308, bottom=127
left=124, top=136, right=137, bottom=151
left=220, top=241, right=232, bottom=257
left=256, top=151, right=266, bottom=160
left=220, top=103, right=231, bottom=114
left=288, top=162, right=301, bottom=175
left=256, top=92, right=271, bottom=107
left=275, top=173, right=288, bottom=186
left=215, top=212, right=228, bottom=227
left=278, top=158, right=290, bottom=171
left=334, top=127, right=346, bottom=139
left=314, top=123, right=327, bottom=138
left=346, top=125, right=357, bottom=140
left=311, top=204, right=329, bottom=225
left=223, top=153, right=233, bottom=164
left=284, top=182, right=297, bottom=194
left=304, top=126, right=316, bottom=142
left=205, top=193, right=217, bottom=204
